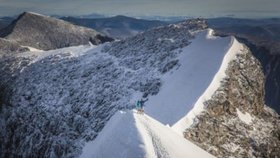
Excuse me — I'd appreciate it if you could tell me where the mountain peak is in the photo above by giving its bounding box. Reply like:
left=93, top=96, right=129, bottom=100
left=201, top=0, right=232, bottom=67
left=20, top=11, right=46, bottom=17
left=0, top=12, right=113, bottom=50
left=14, top=11, right=49, bottom=24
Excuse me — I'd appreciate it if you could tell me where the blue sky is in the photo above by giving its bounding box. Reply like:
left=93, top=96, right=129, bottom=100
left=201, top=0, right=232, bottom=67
left=0, top=0, right=279, bottom=18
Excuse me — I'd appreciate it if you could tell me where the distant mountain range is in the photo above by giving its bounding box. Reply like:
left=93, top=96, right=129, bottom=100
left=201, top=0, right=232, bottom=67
left=74, top=13, right=108, bottom=19
left=208, top=17, right=280, bottom=27
left=61, top=15, right=168, bottom=39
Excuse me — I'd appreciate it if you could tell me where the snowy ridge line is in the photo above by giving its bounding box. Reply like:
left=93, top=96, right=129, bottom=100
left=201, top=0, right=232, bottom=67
left=24, top=11, right=50, bottom=17
left=172, top=37, right=244, bottom=135
left=80, top=110, right=215, bottom=158
left=17, top=44, right=96, bottom=59
left=16, top=44, right=96, bottom=73
left=144, top=29, right=232, bottom=125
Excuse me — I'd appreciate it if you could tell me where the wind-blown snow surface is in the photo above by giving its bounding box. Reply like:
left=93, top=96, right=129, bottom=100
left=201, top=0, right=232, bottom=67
left=80, top=111, right=215, bottom=158
left=173, top=37, right=244, bottom=134
left=145, top=29, right=232, bottom=125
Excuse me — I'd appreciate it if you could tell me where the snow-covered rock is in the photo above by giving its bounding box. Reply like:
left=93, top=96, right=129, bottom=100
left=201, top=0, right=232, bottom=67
left=174, top=38, right=280, bottom=157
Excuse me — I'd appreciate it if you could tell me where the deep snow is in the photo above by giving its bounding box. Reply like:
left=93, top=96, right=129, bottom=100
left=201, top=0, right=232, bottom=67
left=80, top=110, right=215, bottom=158
left=144, top=29, right=232, bottom=126
left=172, top=37, right=244, bottom=135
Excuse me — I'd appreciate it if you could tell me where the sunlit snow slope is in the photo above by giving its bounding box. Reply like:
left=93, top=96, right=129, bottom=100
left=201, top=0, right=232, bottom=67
left=145, top=29, right=232, bottom=125
left=172, top=38, right=244, bottom=134
left=80, top=111, right=215, bottom=158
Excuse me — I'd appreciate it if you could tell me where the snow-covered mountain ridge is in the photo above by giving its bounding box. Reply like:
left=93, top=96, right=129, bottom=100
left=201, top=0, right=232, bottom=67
left=0, top=18, right=279, bottom=158
left=80, top=29, right=279, bottom=158
left=80, top=110, right=215, bottom=158
left=0, top=19, right=207, bottom=157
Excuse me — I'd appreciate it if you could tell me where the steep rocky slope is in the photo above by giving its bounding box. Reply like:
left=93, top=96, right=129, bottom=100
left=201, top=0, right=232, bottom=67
left=210, top=22, right=280, bottom=114
left=0, top=19, right=207, bottom=157
left=177, top=40, right=280, bottom=157
left=238, top=38, right=280, bottom=114
left=0, top=12, right=113, bottom=51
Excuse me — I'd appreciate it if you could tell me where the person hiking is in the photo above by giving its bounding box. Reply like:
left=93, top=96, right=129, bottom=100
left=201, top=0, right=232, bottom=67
left=135, top=98, right=148, bottom=114
left=135, top=100, right=142, bottom=114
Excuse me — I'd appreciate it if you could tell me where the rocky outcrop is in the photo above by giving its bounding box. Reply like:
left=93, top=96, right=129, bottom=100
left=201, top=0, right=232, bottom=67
left=183, top=44, right=280, bottom=157
left=238, top=38, right=280, bottom=114
left=0, top=12, right=113, bottom=51
left=211, top=25, right=280, bottom=114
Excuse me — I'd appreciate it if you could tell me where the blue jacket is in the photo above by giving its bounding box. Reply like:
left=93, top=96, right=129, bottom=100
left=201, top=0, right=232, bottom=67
left=136, top=101, right=141, bottom=108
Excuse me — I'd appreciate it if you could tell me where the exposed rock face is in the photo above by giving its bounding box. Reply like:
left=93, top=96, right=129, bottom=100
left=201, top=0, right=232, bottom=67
left=184, top=45, right=280, bottom=157
left=238, top=38, right=280, bottom=114
left=0, top=12, right=113, bottom=51
left=210, top=23, right=280, bottom=114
